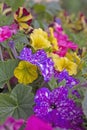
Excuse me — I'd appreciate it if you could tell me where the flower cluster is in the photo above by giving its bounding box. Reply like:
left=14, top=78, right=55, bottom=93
left=18, top=47, right=54, bottom=81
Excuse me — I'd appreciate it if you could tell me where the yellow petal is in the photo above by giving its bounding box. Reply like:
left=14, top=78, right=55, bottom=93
left=18, top=14, right=32, bottom=22
left=19, top=22, right=29, bottom=29
left=14, top=61, right=38, bottom=85
left=19, top=7, right=23, bottom=18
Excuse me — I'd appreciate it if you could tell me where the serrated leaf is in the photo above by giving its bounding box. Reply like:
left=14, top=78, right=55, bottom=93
left=0, top=94, right=16, bottom=123
left=48, top=77, right=58, bottom=90
left=82, top=89, right=87, bottom=118
left=0, top=59, right=18, bottom=88
left=0, top=84, right=34, bottom=123
left=13, top=31, right=29, bottom=44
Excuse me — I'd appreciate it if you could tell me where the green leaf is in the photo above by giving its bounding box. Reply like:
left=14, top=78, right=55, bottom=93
left=82, top=89, right=87, bottom=118
left=48, top=77, right=58, bottom=90
left=13, top=31, right=29, bottom=44
left=0, top=94, right=16, bottom=123
left=0, top=59, right=18, bottom=88
left=0, top=84, right=34, bottom=123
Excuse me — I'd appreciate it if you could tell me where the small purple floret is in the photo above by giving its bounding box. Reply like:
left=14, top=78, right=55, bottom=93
left=55, top=70, right=79, bottom=88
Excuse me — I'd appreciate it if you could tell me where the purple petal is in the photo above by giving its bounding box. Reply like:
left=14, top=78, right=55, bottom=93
left=35, top=87, right=50, bottom=104
left=50, top=86, right=68, bottom=103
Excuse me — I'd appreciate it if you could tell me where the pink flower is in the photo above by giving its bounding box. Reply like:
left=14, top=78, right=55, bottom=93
left=24, top=115, right=54, bottom=130
left=0, top=24, right=17, bottom=42
left=0, top=26, right=12, bottom=42
left=53, top=24, right=78, bottom=57
left=0, top=117, right=24, bottom=130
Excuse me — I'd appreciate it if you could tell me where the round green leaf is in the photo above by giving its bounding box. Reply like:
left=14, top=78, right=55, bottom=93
left=0, top=84, right=34, bottom=123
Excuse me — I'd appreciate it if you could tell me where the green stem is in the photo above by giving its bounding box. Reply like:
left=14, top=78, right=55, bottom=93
left=0, top=45, right=4, bottom=61
left=7, top=48, right=14, bottom=59
left=41, top=80, right=46, bottom=87
left=7, top=80, right=12, bottom=92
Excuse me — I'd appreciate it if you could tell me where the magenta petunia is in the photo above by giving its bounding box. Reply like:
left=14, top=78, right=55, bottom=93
left=25, top=115, right=53, bottom=130
left=0, top=24, right=17, bottom=42
left=0, top=26, right=12, bottom=42
left=53, top=24, right=78, bottom=57
left=0, top=117, right=24, bottom=130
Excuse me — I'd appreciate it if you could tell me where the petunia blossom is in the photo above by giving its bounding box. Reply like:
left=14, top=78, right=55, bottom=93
left=53, top=23, right=78, bottom=57
left=34, top=87, right=84, bottom=130
left=0, top=117, right=24, bottom=130
left=0, top=26, right=12, bottom=42
left=14, top=61, right=38, bottom=85
left=0, top=24, right=17, bottom=42
left=14, top=7, right=32, bottom=31
left=25, top=115, right=53, bottom=130
left=30, top=28, right=51, bottom=50
left=48, top=53, right=77, bottom=75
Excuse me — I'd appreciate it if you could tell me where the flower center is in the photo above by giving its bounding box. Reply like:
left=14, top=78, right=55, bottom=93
left=50, top=104, right=57, bottom=109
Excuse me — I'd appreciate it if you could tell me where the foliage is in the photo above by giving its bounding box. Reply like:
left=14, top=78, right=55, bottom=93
left=0, top=84, right=34, bottom=123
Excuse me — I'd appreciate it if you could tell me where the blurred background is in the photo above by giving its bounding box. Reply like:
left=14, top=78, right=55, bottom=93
left=0, top=0, right=87, bottom=48
left=33, top=0, right=87, bottom=16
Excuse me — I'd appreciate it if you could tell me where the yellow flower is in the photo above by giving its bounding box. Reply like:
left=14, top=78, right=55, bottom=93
left=14, top=61, right=38, bottom=85
left=66, top=52, right=83, bottom=70
left=14, top=7, right=32, bottom=30
left=30, top=28, right=51, bottom=50
left=48, top=53, right=77, bottom=75
left=48, top=27, right=58, bottom=51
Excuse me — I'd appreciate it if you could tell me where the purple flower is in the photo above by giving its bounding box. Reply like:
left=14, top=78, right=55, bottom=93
left=72, top=89, right=81, bottom=98
left=34, top=87, right=84, bottom=130
left=19, top=47, right=54, bottom=81
left=55, top=70, right=79, bottom=88
left=0, top=117, right=24, bottom=130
